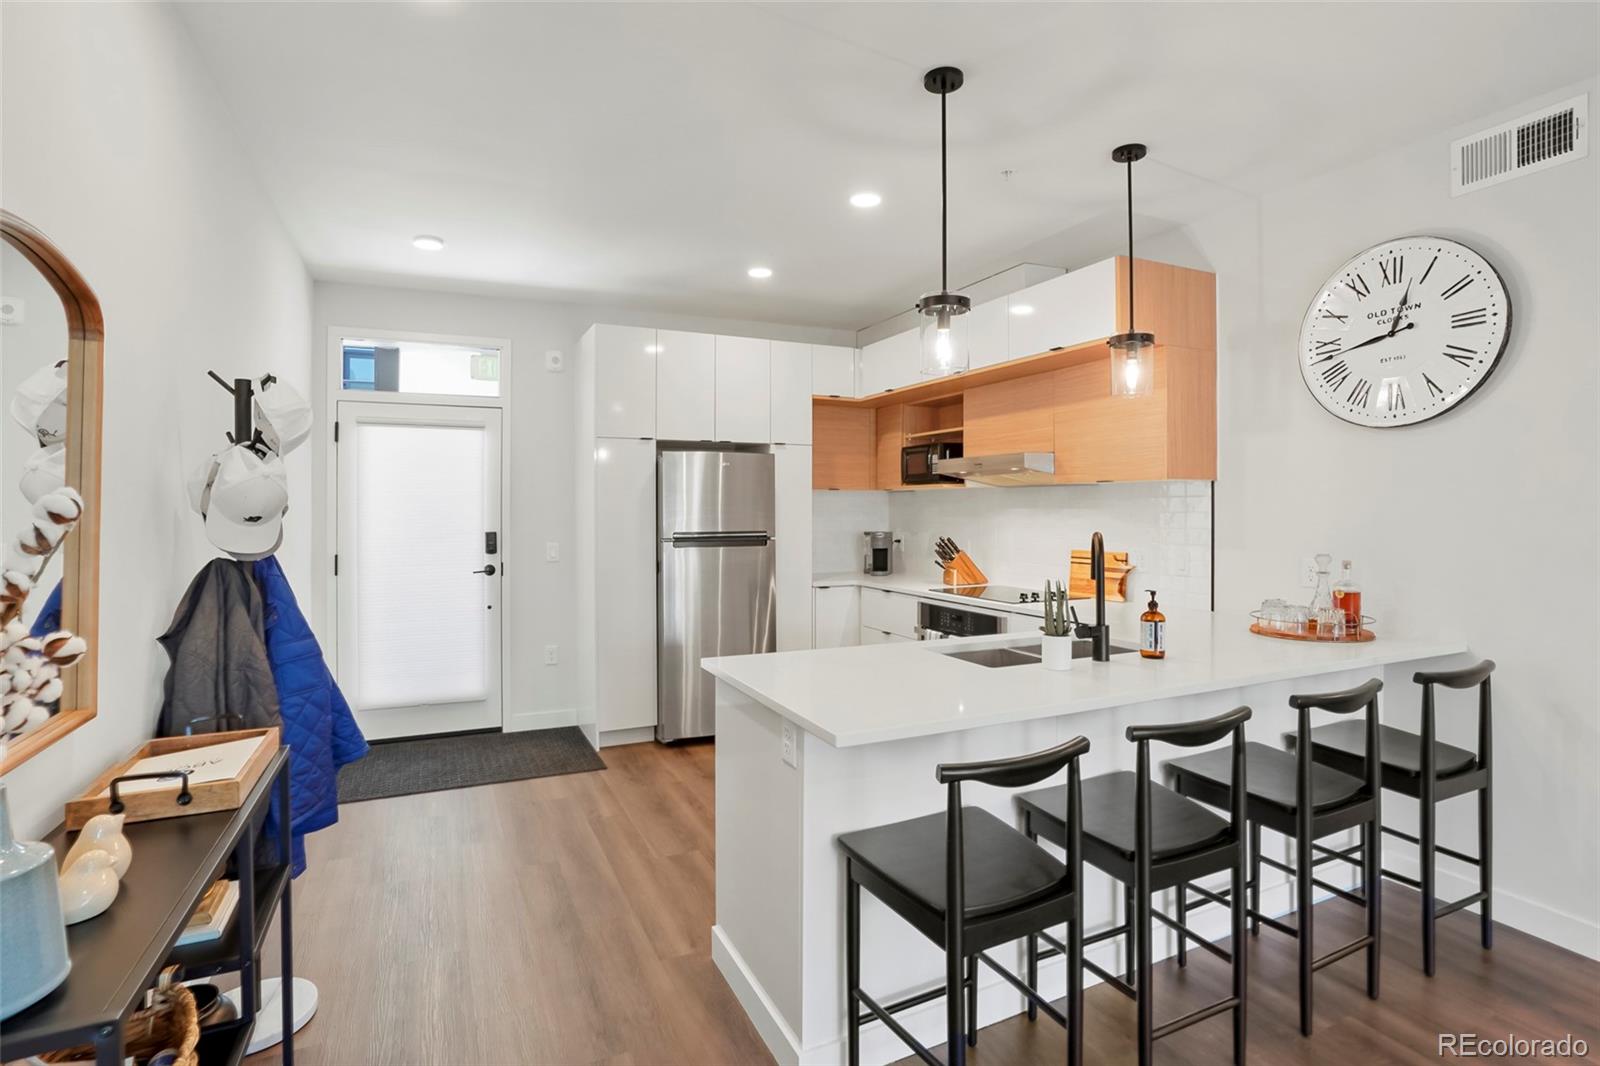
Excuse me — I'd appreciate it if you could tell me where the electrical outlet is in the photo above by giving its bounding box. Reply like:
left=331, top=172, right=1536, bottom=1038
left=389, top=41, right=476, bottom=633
left=545, top=541, right=560, bottom=562
left=544, top=644, right=559, bottom=665
left=781, top=722, right=798, bottom=768
left=1299, top=557, right=1320, bottom=588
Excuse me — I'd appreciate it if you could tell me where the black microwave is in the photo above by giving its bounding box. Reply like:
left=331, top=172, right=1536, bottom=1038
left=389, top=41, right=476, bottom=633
left=901, top=441, right=963, bottom=485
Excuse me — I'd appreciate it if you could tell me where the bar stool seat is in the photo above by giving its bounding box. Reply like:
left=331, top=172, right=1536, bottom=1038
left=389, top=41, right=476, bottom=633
left=1300, top=721, right=1476, bottom=779
left=1168, top=741, right=1365, bottom=815
left=1054, top=771, right=1232, bottom=861
left=838, top=807, right=1070, bottom=939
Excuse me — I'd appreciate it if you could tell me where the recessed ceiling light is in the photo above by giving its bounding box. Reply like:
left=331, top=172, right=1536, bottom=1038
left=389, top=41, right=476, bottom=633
left=645, top=344, right=663, bottom=354
left=747, top=266, right=773, bottom=279
left=1009, top=303, right=1035, bottom=316
left=850, top=191, right=882, bottom=208
left=412, top=234, right=445, bottom=252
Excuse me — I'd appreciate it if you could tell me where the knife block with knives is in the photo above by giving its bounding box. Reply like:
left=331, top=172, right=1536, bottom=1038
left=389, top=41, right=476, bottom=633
left=934, top=537, right=989, bottom=587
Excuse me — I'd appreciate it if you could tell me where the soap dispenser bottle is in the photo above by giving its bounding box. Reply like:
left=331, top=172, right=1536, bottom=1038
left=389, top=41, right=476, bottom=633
left=1140, top=589, right=1166, bottom=659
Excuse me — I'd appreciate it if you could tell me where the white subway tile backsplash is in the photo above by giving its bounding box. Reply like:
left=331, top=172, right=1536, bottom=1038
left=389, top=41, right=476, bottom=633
left=813, top=481, right=1216, bottom=627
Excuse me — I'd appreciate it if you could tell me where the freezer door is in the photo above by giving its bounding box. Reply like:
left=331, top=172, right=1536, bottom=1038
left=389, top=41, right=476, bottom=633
left=658, top=450, right=775, bottom=538
left=657, top=538, right=776, bottom=741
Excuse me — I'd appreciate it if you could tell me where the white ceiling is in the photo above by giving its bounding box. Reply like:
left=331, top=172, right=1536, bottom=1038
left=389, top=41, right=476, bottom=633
left=178, top=2, right=1598, bottom=330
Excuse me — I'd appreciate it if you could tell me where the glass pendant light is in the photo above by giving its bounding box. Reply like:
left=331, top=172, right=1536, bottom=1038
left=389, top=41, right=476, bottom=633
left=1108, top=142, right=1155, bottom=397
left=917, top=66, right=970, bottom=376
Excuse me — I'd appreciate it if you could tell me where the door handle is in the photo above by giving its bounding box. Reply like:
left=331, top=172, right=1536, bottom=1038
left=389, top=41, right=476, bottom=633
left=474, top=564, right=497, bottom=576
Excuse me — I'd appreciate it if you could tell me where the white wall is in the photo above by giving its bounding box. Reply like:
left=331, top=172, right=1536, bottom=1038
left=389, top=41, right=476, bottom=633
left=0, top=4, right=314, bottom=836
left=311, top=282, right=851, bottom=734
left=1140, top=79, right=1600, bottom=954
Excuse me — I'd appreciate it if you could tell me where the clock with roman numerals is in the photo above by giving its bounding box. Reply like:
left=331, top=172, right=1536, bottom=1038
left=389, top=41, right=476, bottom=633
left=1299, top=236, right=1511, bottom=427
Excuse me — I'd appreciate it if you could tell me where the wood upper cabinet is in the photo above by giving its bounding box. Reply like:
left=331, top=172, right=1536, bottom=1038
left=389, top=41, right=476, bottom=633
left=812, top=404, right=874, bottom=490
left=714, top=335, right=771, bottom=443
left=964, top=374, right=1056, bottom=456
left=655, top=329, right=715, bottom=441
left=770, top=340, right=813, bottom=445
left=811, top=257, right=1217, bottom=486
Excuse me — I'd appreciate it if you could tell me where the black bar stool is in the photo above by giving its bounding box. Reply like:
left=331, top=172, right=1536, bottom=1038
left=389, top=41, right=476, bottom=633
left=1291, top=660, right=1494, bottom=976
left=838, top=737, right=1091, bottom=1066
left=1018, top=707, right=1251, bottom=1066
left=1166, top=679, right=1383, bottom=1037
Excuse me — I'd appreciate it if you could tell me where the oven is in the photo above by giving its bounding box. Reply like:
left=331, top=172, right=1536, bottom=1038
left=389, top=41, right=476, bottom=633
left=916, top=600, right=1007, bottom=640
left=901, top=441, right=963, bottom=485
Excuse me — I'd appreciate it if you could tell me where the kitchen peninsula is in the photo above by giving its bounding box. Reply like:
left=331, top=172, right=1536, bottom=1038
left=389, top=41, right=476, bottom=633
left=704, top=614, right=1470, bottom=1066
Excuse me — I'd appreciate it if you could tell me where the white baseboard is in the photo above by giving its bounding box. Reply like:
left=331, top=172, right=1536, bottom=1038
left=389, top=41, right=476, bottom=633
left=599, top=725, right=657, bottom=748
left=713, top=925, right=805, bottom=1066
left=1384, top=849, right=1600, bottom=960
left=502, top=706, right=576, bottom=733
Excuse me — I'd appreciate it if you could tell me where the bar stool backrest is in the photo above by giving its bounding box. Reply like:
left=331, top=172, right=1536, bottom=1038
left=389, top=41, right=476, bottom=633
left=1126, top=706, right=1253, bottom=873
left=1413, top=659, right=1495, bottom=778
left=1290, top=678, right=1384, bottom=809
left=934, top=737, right=1092, bottom=952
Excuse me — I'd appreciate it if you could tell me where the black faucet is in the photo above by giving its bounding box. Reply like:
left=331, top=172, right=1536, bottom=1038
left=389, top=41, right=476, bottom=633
left=1073, top=531, right=1112, bottom=662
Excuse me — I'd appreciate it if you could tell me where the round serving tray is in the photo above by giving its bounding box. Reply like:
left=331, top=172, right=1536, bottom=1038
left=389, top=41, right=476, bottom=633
left=1248, top=614, right=1375, bottom=643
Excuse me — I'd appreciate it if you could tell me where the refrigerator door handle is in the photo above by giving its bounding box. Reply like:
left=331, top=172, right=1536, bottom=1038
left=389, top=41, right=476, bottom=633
left=669, top=531, right=772, bottom=547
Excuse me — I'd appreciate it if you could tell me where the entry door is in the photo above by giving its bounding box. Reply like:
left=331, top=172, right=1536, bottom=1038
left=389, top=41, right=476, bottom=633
left=336, top=401, right=502, bottom=740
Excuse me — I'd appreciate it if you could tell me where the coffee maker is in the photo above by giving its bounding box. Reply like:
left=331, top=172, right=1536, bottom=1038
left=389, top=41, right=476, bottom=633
left=863, top=531, right=899, bottom=576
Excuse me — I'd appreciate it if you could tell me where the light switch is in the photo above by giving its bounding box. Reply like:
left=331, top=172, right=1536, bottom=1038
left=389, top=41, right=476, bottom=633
left=545, top=541, right=560, bottom=562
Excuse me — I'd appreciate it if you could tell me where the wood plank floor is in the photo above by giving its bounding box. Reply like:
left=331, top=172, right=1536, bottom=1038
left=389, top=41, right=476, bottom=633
left=246, top=739, right=1599, bottom=1065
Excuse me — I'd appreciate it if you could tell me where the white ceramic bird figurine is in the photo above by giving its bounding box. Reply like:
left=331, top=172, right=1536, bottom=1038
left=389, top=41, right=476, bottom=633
left=63, top=812, right=131, bottom=879
left=59, top=849, right=119, bottom=925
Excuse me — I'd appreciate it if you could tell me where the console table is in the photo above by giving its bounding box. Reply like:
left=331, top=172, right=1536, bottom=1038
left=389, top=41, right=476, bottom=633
left=0, top=748, right=295, bottom=1066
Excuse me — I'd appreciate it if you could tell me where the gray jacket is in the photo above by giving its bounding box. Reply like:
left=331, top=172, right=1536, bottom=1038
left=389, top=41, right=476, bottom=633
left=157, top=559, right=281, bottom=736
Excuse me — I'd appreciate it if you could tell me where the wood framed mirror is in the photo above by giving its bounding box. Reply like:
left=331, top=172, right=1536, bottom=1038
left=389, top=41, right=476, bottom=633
left=1, top=210, right=103, bottom=772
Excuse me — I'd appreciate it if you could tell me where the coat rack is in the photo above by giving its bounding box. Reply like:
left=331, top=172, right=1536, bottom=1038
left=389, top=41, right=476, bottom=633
left=206, top=371, right=275, bottom=454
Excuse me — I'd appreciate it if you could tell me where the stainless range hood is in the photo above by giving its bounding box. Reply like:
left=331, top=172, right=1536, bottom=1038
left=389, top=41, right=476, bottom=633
left=933, top=452, right=1055, bottom=486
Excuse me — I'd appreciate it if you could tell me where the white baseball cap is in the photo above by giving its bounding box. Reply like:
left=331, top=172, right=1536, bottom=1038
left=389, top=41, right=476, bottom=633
left=20, top=442, right=66, bottom=504
left=253, top=376, right=311, bottom=457
left=190, top=444, right=289, bottom=559
left=10, top=359, right=69, bottom=446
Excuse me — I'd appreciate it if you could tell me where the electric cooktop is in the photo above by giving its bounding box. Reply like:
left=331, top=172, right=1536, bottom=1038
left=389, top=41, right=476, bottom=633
left=931, top=584, right=1043, bottom=605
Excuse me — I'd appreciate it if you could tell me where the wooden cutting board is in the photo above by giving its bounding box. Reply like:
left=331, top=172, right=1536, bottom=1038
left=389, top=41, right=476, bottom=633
left=1069, top=549, right=1132, bottom=602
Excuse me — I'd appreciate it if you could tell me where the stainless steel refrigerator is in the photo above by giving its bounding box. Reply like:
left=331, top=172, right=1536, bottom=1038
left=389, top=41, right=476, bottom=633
left=657, top=449, right=776, bottom=742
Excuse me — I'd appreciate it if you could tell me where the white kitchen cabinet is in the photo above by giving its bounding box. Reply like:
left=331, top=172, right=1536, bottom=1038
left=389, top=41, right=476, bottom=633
left=655, top=329, right=716, bottom=441
left=860, top=587, right=919, bottom=639
left=770, top=341, right=813, bottom=445
left=812, top=585, right=861, bottom=649
left=715, top=335, right=772, bottom=442
left=593, top=324, right=658, bottom=438
left=966, top=295, right=1010, bottom=370
left=773, top=444, right=813, bottom=651
left=859, top=328, right=920, bottom=396
left=1007, top=258, right=1119, bottom=360
left=860, top=625, right=914, bottom=645
left=593, top=437, right=658, bottom=732
left=811, top=344, right=857, bottom=398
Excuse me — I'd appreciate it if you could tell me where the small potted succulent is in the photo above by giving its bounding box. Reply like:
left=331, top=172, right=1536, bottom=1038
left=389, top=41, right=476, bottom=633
left=1040, top=580, right=1074, bottom=672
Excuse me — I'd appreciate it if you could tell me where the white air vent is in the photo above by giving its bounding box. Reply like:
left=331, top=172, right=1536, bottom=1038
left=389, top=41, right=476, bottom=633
left=1452, top=95, right=1587, bottom=196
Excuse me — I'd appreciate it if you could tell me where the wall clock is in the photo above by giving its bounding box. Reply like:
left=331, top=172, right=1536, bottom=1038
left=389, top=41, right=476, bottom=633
left=1299, top=236, right=1511, bottom=427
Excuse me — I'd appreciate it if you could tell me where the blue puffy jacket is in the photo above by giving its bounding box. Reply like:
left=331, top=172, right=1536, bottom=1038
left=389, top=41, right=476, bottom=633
left=253, top=557, right=368, bottom=875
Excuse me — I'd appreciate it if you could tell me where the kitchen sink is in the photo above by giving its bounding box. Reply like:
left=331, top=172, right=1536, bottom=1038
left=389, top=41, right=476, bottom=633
left=943, top=641, right=1138, bottom=668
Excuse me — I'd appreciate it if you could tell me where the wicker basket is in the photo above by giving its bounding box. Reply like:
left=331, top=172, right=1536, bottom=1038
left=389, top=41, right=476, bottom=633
left=42, top=977, right=199, bottom=1066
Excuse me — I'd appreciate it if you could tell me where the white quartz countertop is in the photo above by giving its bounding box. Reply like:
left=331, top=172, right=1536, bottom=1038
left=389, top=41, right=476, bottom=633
left=703, top=612, right=1469, bottom=748
left=811, top=571, right=1050, bottom=616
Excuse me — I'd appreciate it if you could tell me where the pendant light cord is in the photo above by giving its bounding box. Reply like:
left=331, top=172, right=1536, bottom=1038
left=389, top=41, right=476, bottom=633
left=1125, top=158, right=1135, bottom=334
left=941, top=89, right=949, bottom=293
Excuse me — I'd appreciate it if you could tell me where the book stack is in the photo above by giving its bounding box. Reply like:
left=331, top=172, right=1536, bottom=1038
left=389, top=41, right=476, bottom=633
left=177, top=879, right=240, bottom=946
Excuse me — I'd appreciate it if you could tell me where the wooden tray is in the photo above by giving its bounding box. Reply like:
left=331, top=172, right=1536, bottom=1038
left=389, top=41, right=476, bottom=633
left=1070, top=549, right=1131, bottom=602
left=1249, top=622, right=1375, bottom=644
left=66, top=728, right=279, bottom=829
